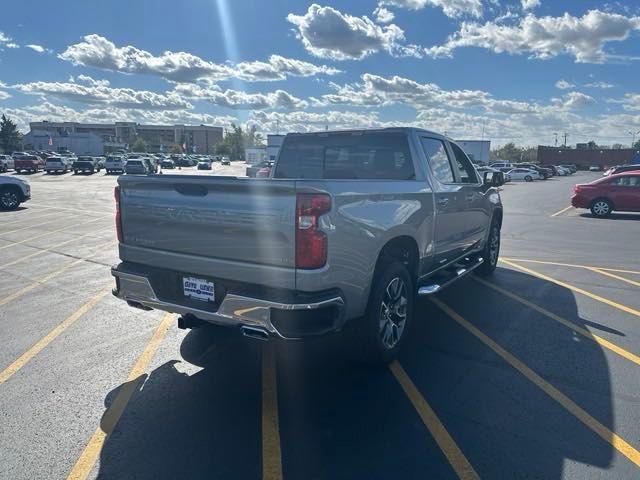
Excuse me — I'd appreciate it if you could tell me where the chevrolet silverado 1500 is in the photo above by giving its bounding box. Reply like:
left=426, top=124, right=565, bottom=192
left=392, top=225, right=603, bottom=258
left=111, top=128, right=504, bottom=363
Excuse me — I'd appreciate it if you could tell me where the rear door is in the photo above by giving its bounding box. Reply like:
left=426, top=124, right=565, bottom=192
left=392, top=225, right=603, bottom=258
left=608, top=176, right=640, bottom=211
left=419, top=136, right=467, bottom=267
left=447, top=141, right=489, bottom=249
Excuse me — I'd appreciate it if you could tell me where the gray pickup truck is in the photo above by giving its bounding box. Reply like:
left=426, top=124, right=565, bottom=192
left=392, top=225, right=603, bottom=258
left=112, top=128, right=504, bottom=363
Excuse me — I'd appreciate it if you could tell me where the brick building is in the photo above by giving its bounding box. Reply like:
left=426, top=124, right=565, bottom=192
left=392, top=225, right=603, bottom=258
left=538, top=146, right=640, bottom=169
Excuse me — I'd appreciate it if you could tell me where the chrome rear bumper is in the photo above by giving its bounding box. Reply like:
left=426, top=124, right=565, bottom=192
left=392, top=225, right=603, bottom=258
left=111, top=266, right=344, bottom=339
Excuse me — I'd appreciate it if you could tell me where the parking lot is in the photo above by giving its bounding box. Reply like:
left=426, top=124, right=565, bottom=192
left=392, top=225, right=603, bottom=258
left=1, top=168, right=639, bottom=479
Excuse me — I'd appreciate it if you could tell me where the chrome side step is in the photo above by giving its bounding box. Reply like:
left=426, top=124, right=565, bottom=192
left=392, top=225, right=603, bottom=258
left=418, top=256, right=484, bottom=295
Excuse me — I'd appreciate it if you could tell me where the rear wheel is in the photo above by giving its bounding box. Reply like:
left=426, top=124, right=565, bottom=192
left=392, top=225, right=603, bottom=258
left=524, top=175, right=533, bottom=182
left=355, top=260, right=414, bottom=365
left=476, top=220, right=501, bottom=276
left=0, top=186, right=21, bottom=210
left=590, top=198, right=612, bottom=217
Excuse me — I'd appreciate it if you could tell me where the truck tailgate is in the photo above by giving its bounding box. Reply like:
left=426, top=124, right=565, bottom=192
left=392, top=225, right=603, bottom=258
left=118, top=175, right=297, bottom=285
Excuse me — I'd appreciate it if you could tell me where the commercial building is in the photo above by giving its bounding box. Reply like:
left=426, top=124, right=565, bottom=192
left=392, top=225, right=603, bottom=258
left=245, top=147, right=267, bottom=164
left=22, top=130, right=107, bottom=156
left=267, top=134, right=285, bottom=161
left=27, top=121, right=223, bottom=154
left=455, top=140, right=491, bottom=164
left=538, top=146, right=640, bottom=169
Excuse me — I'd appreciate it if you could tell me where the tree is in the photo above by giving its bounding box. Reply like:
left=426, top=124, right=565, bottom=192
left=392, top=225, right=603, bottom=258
left=587, top=140, right=598, bottom=149
left=633, top=140, right=640, bottom=150
left=214, top=142, right=230, bottom=155
left=0, top=114, right=21, bottom=154
left=611, top=143, right=625, bottom=150
left=490, top=143, right=521, bottom=162
left=131, top=137, right=148, bottom=152
left=170, top=143, right=183, bottom=154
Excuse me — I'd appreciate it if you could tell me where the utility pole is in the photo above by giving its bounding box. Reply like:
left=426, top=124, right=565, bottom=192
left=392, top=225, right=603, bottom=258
left=563, top=132, right=568, bottom=147
left=629, top=130, right=640, bottom=148
left=553, top=133, right=558, bottom=146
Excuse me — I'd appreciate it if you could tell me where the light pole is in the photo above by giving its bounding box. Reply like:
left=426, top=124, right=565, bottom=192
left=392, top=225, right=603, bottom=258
left=629, top=130, right=640, bottom=148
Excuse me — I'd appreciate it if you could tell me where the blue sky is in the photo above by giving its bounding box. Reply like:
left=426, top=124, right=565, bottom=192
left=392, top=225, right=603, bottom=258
left=1, top=0, right=640, bottom=146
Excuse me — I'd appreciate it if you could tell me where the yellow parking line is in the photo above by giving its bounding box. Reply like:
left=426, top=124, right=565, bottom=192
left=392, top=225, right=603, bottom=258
left=500, top=259, right=640, bottom=318
left=66, top=313, right=173, bottom=480
left=27, top=203, right=113, bottom=217
left=473, top=277, right=640, bottom=366
left=0, top=240, right=117, bottom=307
left=550, top=205, right=573, bottom=217
left=2, top=211, right=58, bottom=227
left=0, top=217, right=104, bottom=251
left=390, top=361, right=479, bottom=480
left=262, top=344, right=283, bottom=480
left=1, top=216, right=65, bottom=236
left=0, top=226, right=113, bottom=269
left=586, top=268, right=640, bottom=288
left=430, top=297, right=640, bottom=468
left=500, top=257, right=640, bottom=276
left=0, top=284, right=112, bottom=385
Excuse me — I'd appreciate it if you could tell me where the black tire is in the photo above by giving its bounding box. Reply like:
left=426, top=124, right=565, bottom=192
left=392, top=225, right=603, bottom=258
left=0, top=186, right=21, bottom=210
left=476, top=219, right=501, bottom=276
left=354, top=260, right=414, bottom=365
left=524, top=175, right=533, bottom=182
left=74, top=169, right=78, bottom=174
left=590, top=198, right=613, bottom=217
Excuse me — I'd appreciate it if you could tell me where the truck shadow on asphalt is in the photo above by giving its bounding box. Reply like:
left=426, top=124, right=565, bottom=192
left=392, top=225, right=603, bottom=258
left=95, top=268, right=616, bottom=479
left=579, top=213, right=640, bottom=221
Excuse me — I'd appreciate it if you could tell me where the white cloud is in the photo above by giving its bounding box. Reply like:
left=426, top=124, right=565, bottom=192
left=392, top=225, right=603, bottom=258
left=235, top=55, right=340, bottom=81
left=74, top=74, right=110, bottom=87
left=553, top=91, right=596, bottom=110
left=173, top=84, right=307, bottom=110
left=0, top=32, right=11, bottom=43
left=0, top=90, right=11, bottom=100
left=521, top=0, right=541, bottom=11
left=13, top=81, right=192, bottom=110
left=3, top=101, right=238, bottom=133
left=59, top=34, right=339, bottom=83
left=555, top=80, right=575, bottom=90
left=425, top=10, right=640, bottom=63
left=613, top=93, right=640, bottom=111
left=379, top=0, right=483, bottom=18
left=25, top=44, right=45, bottom=53
left=373, top=7, right=395, bottom=23
left=5, top=43, right=19, bottom=49
left=286, top=4, right=415, bottom=60
left=584, top=81, right=614, bottom=89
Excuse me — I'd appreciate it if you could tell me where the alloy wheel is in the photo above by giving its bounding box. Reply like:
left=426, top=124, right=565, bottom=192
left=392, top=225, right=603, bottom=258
left=379, top=277, right=408, bottom=350
left=1, top=191, right=19, bottom=209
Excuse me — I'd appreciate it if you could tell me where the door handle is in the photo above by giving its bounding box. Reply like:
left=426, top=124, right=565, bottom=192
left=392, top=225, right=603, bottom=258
left=465, top=193, right=475, bottom=202
left=437, top=197, right=449, bottom=208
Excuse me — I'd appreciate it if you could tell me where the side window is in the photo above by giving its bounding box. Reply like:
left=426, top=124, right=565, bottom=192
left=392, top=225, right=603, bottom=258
left=612, top=176, right=640, bottom=187
left=420, top=138, right=455, bottom=184
left=450, top=142, right=479, bottom=183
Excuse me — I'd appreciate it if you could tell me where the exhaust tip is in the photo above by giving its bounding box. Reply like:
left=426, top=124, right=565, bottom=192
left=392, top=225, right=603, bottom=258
left=241, top=326, right=269, bottom=341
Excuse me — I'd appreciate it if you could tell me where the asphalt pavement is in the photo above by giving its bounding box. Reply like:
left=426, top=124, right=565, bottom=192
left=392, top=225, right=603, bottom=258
left=0, top=168, right=638, bottom=479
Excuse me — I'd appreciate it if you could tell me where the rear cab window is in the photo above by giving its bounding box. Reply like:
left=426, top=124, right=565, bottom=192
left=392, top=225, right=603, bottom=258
left=273, top=131, right=415, bottom=180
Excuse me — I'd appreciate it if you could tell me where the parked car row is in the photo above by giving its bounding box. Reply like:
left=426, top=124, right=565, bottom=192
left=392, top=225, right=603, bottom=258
left=487, top=162, right=576, bottom=182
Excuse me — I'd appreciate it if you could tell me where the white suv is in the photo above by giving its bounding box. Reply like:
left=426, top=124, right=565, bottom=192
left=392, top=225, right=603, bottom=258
left=0, top=176, right=31, bottom=210
left=0, top=154, right=15, bottom=172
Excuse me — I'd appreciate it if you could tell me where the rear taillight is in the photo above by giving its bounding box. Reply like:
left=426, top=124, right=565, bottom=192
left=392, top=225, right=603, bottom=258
left=114, top=186, right=123, bottom=243
left=296, top=194, right=331, bottom=269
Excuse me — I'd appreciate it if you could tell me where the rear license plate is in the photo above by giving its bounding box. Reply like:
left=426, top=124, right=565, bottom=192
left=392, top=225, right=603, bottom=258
left=183, top=276, right=215, bottom=302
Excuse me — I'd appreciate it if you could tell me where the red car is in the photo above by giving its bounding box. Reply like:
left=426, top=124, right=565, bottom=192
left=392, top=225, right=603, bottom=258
left=571, top=172, right=640, bottom=217
left=14, top=155, right=45, bottom=173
